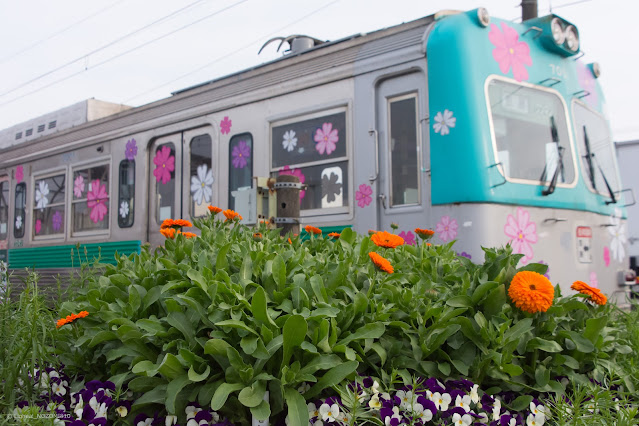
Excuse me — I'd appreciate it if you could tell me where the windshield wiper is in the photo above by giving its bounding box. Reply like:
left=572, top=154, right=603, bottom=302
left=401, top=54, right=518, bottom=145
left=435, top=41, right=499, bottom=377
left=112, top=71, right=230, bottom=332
left=542, top=116, right=564, bottom=196
left=584, top=126, right=617, bottom=204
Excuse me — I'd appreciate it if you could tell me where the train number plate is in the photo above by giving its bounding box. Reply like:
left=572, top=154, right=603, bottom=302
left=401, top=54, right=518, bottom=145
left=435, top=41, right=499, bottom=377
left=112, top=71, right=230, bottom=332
left=576, top=226, right=592, bottom=263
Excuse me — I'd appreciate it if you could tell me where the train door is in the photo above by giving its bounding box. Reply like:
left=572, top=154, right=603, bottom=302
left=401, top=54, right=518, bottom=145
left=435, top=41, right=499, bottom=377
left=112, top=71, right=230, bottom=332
left=375, top=72, right=431, bottom=238
left=147, top=128, right=216, bottom=246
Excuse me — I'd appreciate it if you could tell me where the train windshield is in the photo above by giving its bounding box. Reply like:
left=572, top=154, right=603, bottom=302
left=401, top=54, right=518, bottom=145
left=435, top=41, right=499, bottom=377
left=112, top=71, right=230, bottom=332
left=572, top=101, right=619, bottom=196
left=487, top=79, right=574, bottom=186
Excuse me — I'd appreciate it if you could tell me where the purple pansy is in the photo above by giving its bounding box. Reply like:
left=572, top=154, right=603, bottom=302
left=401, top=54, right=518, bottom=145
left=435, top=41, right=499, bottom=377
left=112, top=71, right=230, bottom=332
left=231, top=140, right=250, bottom=169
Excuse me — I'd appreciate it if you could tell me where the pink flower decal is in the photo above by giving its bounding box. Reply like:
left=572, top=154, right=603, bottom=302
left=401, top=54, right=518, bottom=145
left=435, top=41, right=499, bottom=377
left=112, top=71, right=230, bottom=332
left=35, top=219, right=42, bottom=235
left=74, top=175, right=85, bottom=198
left=504, top=207, right=537, bottom=264
left=16, top=165, right=23, bottom=184
left=231, top=140, right=250, bottom=169
left=220, top=116, right=232, bottom=135
left=279, top=166, right=306, bottom=199
left=577, top=61, right=598, bottom=107
left=436, top=216, right=458, bottom=242
left=589, top=271, right=599, bottom=288
left=87, top=180, right=108, bottom=224
left=314, top=122, right=339, bottom=155
left=153, top=146, right=175, bottom=184
left=399, top=231, right=416, bottom=246
left=355, top=184, right=373, bottom=208
left=603, top=246, right=610, bottom=267
left=488, top=22, right=532, bottom=82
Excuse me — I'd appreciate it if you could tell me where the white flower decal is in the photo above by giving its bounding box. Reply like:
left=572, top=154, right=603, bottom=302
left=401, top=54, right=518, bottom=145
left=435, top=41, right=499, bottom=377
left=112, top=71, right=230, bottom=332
left=35, top=181, right=50, bottom=211
left=608, top=208, right=626, bottom=263
left=190, top=164, right=214, bottom=206
left=119, top=201, right=129, bottom=219
left=15, top=215, right=22, bottom=230
left=282, top=130, right=297, bottom=152
left=433, top=109, right=456, bottom=135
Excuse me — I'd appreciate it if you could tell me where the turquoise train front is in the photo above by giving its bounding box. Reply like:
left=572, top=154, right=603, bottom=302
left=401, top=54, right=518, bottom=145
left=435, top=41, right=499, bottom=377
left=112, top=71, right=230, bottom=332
left=425, top=9, right=631, bottom=299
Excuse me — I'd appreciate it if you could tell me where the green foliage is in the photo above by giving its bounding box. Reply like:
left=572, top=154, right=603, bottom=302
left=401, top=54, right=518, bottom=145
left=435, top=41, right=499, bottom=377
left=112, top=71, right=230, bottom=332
left=55, top=216, right=635, bottom=423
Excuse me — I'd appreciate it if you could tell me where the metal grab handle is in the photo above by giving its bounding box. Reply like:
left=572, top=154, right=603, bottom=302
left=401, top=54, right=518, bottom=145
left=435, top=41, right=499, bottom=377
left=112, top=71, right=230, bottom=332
left=615, top=188, right=636, bottom=208
left=369, top=129, right=379, bottom=184
left=488, top=162, right=506, bottom=188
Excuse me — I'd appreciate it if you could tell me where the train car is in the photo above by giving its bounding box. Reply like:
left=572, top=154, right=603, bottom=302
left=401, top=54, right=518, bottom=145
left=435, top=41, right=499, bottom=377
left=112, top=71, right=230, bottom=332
left=0, top=7, right=633, bottom=299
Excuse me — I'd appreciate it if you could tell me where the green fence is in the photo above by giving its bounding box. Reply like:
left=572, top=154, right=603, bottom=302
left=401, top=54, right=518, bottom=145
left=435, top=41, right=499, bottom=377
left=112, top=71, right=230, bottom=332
left=8, top=240, right=142, bottom=269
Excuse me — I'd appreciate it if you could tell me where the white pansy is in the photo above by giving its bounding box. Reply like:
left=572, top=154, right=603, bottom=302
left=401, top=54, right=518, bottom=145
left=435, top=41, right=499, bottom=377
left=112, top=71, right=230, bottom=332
left=165, top=415, right=178, bottom=426
left=371, top=380, right=381, bottom=394
left=282, top=130, right=298, bottom=152
left=526, top=413, right=546, bottom=426
left=384, top=406, right=401, bottom=426
left=369, top=394, right=382, bottom=410
left=319, top=403, right=339, bottom=422
left=493, top=398, right=502, bottom=421
left=297, top=382, right=311, bottom=394
left=396, top=389, right=414, bottom=410
left=35, top=181, right=50, bottom=211
left=470, top=384, right=479, bottom=404
left=308, top=402, right=320, bottom=419
left=433, top=392, right=452, bottom=411
left=477, top=412, right=489, bottom=424
left=119, top=201, right=129, bottom=218
left=116, top=405, right=128, bottom=417
left=433, top=109, right=456, bottom=135
left=452, top=413, right=473, bottom=426
left=456, top=394, right=472, bottom=412
left=52, top=381, right=66, bottom=396
left=413, top=403, right=433, bottom=422
left=185, top=404, right=202, bottom=419
left=190, top=164, right=214, bottom=206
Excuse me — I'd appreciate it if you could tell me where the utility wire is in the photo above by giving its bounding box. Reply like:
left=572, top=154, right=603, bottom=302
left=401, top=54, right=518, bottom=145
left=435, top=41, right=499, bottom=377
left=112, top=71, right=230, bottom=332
left=0, top=0, right=250, bottom=109
left=0, top=0, right=129, bottom=65
left=0, top=0, right=209, bottom=99
left=123, top=0, right=342, bottom=104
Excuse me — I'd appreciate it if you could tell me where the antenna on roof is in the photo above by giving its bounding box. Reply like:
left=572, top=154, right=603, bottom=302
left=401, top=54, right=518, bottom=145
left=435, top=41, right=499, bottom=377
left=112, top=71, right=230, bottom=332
left=258, top=35, right=325, bottom=55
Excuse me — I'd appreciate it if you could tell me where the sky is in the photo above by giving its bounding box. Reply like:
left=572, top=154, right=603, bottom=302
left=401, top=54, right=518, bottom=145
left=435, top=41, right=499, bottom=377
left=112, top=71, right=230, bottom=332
left=0, top=0, right=636, bottom=141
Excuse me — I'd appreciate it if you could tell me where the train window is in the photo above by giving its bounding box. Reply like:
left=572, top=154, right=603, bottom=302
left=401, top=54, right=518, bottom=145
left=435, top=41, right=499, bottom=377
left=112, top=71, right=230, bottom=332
left=155, top=143, right=176, bottom=223
left=270, top=108, right=349, bottom=213
left=228, top=133, right=252, bottom=211
left=118, top=160, right=135, bottom=228
left=573, top=101, right=619, bottom=196
left=487, top=79, right=575, bottom=186
left=389, top=95, right=420, bottom=206
left=190, top=135, right=213, bottom=217
left=71, top=164, right=109, bottom=234
left=14, top=183, right=26, bottom=239
left=0, top=181, right=8, bottom=240
left=33, top=173, right=66, bottom=238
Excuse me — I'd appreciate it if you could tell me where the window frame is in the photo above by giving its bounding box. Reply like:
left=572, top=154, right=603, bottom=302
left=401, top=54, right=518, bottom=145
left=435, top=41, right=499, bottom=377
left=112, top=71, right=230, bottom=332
left=228, top=132, right=253, bottom=211
left=571, top=98, right=620, bottom=197
left=31, top=167, right=67, bottom=242
left=269, top=105, right=351, bottom=217
left=188, top=133, right=214, bottom=218
left=13, top=182, right=26, bottom=239
left=154, top=141, right=177, bottom=225
left=386, top=92, right=422, bottom=207
left=0, top=178, right=8, bottom=243
left=70, top=159, right=111, bottom=238
left=118, top=159, right=135, bottom=228
left=485, top=75, right=579, bottom=189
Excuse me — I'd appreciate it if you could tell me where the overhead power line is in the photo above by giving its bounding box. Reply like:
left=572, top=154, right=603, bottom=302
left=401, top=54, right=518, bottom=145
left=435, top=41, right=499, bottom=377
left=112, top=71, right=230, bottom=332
left=123, top=0, right=343, bottom=104
left=0, top=0, right=209, bottom=99
left=0, top=0, right=250, bottom=109
left=0, top=0, right=129, bottom=65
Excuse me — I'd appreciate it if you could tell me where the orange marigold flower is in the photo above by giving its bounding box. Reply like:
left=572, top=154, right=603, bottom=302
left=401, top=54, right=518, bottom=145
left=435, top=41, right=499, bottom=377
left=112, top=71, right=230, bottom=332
left=305, top=225, right=322, bottom=235
left=208, top=205, right=222, bottom=215
left=328, top=232, right=340, bottom=238
left=223, top=209, right=243, bottom=221
left=160, top=219, right=176, bottom=229
left=508, top=271, right=554, bottom=314
left=56, top=311, right=89, bottom=328
left=181, top=231, right=197, bottom=239
left=173, top=219, right=193, bottom=228
left=571, top=280, right=607, bottom=305
left=253, top=232, right=263, bottom=240
left=415, top=228, right=435, bottom=239
left=369, top=252, right=394, bottom=274
left=160, top=228, right=176, bottom=239
left=371, top=231, right=404, bottom=248
left=288, top=238, right=292, bottom=244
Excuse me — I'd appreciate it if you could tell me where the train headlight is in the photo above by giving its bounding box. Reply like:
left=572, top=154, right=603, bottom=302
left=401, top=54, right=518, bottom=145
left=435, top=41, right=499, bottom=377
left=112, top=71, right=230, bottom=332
left=564, top=25, right=579, bottom=52
left=550, top=17, right=565, bottom=44
left=590, top=62, right=601, bottom=78
left=477, top=7, right=490, bottom=27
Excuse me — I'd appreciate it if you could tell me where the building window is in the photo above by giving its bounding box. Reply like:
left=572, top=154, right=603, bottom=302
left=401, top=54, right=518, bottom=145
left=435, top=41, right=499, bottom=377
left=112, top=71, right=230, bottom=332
left=71, top=164, right=109, bottom=234
left=15, top=132, right=22, bottom=140
left=189, top=135, right=213, bottom=217
left=389, top=94, right=420, bottom=206
left=229, top=133, right=252, bottom=210
left=33, top=173, right=66, bottom=238
left=14, top=183, right=26, bottom=239
left=37, top=124, right=45, bottom=133
left=118, top=160, right=135, bottom=228
left=0, top=181, right=8, bottom=240
left=48, top=121, right=57, bottom=129
left=270, top=108, right=348, bottom=212
left=25, top=129, right=33, bottom=136
left=154, top=143, right=176, bottom=223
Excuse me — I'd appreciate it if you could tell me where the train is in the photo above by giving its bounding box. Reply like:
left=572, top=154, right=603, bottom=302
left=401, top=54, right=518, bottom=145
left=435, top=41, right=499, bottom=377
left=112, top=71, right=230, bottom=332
left=0, top=7, right=633, bottom=299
